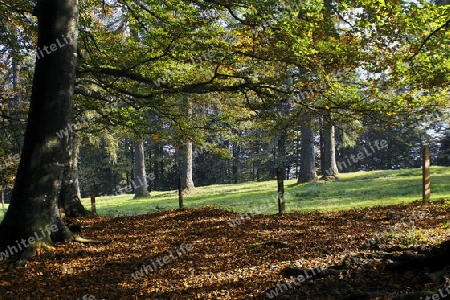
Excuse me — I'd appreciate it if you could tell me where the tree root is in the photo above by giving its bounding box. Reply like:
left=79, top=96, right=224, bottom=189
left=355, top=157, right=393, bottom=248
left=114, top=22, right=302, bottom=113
left=73, top=234, right=111, bottom=244
left=386, top=240, right=450, bottom=272
left=6, top=231, right=111, bottom=269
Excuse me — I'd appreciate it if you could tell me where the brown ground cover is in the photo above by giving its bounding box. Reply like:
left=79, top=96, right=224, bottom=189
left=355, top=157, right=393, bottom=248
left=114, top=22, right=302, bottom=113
left=1, top=201, right=450, bottom=299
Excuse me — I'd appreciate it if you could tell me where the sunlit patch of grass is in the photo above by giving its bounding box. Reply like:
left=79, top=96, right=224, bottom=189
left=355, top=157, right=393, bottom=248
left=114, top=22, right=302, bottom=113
left=399, top=224, right=418, bottom=247
left=0, top=167, right=448, bottom=221
left=375, top=222, right=449, bottom=248
left=75, top=166, right=449, bottom=217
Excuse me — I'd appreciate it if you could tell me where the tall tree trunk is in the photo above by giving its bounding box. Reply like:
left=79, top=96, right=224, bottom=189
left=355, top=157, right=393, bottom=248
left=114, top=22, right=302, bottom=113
left=181, top=98, right=195, bottom=192
left=134, top=140, right=149, bottom=198
left=232, top=142, right=240, bottom=184
left=255, top=135, right=262, bottom=182
left=59, top=134, right=89, bottom=217
left=11, top=58, right=22, bottom=107
left=147, top=146, right=153, bottom=192
left=277, top=130, right=287, bottom=213
left=0, top=0, right=78, bottom=261
left=9, top=56, right=25, bottom=153
left=319, top=117, right=325, bottom=174
left=299, top=113, right=317, bottom=183
left=152, top=144, right=164, bottom=190
left=181, top=141, right=195, bottom=192
left=159, top=146, right=164, bottom=188
left=129, top=140, right=135, bottom=187
left=277, top=129, right=287, bottom=177
left=321, top=112, right=339, bottom=179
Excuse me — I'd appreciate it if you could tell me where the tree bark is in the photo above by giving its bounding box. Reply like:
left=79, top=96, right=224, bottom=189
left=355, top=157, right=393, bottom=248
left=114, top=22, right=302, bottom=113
left=299, top=113, right=317, bottom=183
left=0, top=0, right=78, bottom=261
left=321, top=113, right=339, bottom=179
left=277, top=128, right=287, bottom=180
left=59, top=134, right=89, bottom=217
left=152, top=144, right=164, bottom=190
left=7, top=54, right=26, bottom=154
left=277, top=167, right=285, bottom=214
left=319, top=118, right=325, bottom=174
left=134, top=140, right=149, bottom=198
left=180, top=98, right=195, bottom=192
left=232, top=142, right=240, bottom=184
left=181, top=141, right=195, bottom=192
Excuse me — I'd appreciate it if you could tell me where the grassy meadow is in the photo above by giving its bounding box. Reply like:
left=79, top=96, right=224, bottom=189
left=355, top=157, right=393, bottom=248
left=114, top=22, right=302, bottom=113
left=0, top=166, right=448, bottom=220
left=80, top=166, right=449, bottom=217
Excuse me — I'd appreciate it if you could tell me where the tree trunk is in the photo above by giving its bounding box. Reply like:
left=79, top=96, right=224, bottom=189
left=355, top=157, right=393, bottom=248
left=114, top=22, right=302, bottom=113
left=276, top=128, right=287, bottom=213
left=181, top=141, right=195, bottom=192
left=129, top=140, right=135, bottom=188
left=0, top=0, right=78, bottom=261
left=299, top=113, right=317, bottom=183
left=134, top=140, right=149, bottom=198
left=277, top=167, right=285, bottom=214
left=180, top=98, right=195, bottom=192
left=321, top=113, right=339, bottom=179
left=232, top=142, right=240, bottom=184
left=59, top=134, right=89, bottom=217
left=277, top=129, right=287, bottom=179
left=9, top=56, right=25, bottom=153
left=319, top=118, right=325, bottom=174
left=152, top=144, right=164, bottom=190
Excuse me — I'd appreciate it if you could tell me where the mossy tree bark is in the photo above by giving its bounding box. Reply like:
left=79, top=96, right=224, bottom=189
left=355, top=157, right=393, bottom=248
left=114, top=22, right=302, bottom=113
left=0, top=0, right=78, bottom=261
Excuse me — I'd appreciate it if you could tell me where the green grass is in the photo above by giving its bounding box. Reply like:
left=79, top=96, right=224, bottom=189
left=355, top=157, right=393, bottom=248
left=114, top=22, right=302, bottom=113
left=0, top=166, right=449, bottom=220
left=78, top=166, right=449, bottom=217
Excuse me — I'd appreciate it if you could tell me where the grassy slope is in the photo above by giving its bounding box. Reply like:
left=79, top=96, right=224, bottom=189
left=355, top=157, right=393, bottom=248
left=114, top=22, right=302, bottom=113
left=78, top=166, right=450, bottom=217
left=0, top=167, right=448, bottom=220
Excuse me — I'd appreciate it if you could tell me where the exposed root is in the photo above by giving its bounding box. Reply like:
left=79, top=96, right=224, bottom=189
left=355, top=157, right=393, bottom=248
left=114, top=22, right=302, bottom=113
left=16, top=243, right=54, bottom=267
left=386, top=240, right=450, bottom=272
left=73, top=234, right=111, bottom=244
left=321, top=175, right=339, bottom=181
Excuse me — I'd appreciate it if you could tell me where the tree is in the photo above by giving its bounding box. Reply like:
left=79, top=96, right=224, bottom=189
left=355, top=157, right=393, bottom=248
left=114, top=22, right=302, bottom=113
left=0, top=0, right=90, bottom=261
left=438, top=133, right=450, bottom=166
left=134, top=140, right=149, bottom=198
left=321, top=113, right=339, bottom=179
left=299, top=113, right=317, bottom=183
left=59, top=134, right=88, bottom=217
left=180, top=99, right=195, bottom=192
left=181, top=141, right=195, bottom=192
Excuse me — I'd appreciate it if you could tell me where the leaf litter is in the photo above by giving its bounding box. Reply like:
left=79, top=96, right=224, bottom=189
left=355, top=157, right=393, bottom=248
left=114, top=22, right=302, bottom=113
left=0, top=200, right=449, bottom=299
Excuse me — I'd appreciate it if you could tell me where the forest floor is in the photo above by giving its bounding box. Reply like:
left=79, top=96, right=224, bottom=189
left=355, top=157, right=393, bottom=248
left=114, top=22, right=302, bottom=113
left=1, top=200, right=450, bottom=299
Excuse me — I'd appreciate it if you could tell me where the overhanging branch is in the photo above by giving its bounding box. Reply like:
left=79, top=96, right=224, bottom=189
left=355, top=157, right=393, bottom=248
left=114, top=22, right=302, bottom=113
left=410, top=19, right=450, bottom=61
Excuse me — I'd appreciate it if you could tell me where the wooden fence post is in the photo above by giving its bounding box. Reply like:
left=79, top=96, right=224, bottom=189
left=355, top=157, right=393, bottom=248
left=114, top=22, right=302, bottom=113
left=422, top=147, right=431, bottom=203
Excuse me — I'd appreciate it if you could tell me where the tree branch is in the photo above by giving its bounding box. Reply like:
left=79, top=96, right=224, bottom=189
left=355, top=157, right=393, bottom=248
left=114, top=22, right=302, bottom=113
left=410, top=19, right=450, bottom=61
